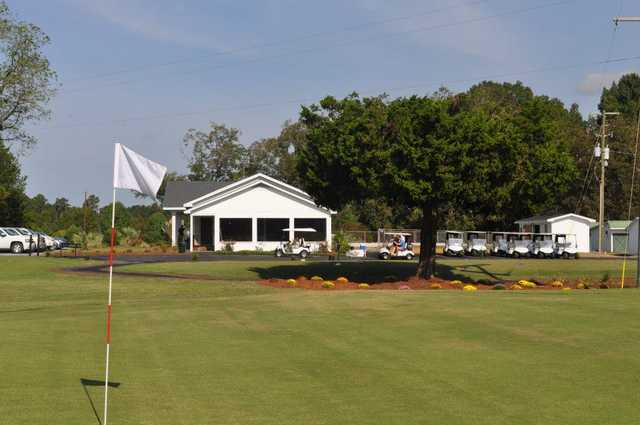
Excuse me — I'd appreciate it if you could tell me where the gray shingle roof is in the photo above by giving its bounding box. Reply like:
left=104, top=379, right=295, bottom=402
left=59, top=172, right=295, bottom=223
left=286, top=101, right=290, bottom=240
left=163, top=181, right=231, bottom=208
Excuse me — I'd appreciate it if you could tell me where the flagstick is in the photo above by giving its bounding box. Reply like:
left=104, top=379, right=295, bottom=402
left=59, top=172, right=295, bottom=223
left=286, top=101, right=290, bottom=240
left=103, top=186, right=116, bottom=425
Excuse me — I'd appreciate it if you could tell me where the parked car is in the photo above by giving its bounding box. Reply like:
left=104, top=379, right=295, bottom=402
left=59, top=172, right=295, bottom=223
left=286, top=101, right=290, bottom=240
left=0, top=227, right=33, bottom=253
left=8, top=228, right=46, bottom=250
left=54, top=237, right=70, bottom=249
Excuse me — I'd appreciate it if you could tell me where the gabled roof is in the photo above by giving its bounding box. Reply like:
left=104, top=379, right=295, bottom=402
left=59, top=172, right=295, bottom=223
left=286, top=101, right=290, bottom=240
left=163, top=181, right=232, bottom=209
left=608, top=220, right=632, bottom=230
left=163, top=173, right=332, bottom=214
left=515, top=213, right=596, bottom=224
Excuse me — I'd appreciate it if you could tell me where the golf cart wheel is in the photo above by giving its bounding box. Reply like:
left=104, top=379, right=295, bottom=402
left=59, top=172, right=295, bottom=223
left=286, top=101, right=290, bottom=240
left=513, top=252, right=520, bottom=258
left=538, top=252, right=545, bottom=259
left=275, top=249, right=283, bottom=258
left=380, top=252, right=389, bottom=260
left=11, top=242, right=24, bottom=254
left=299, top=250, right=308, bottom=259
left=405, top=253, right=414, bottom=261
left=562, top=252, right=570, bottom=259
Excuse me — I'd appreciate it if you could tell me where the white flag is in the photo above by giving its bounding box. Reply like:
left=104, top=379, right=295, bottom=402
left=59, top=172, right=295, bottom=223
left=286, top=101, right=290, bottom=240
left=113, top=143, right=167, bottom=198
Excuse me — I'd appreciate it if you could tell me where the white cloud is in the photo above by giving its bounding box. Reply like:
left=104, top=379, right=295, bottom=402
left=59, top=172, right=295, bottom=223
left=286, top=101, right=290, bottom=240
left=577, top=71, right=627, bottom=95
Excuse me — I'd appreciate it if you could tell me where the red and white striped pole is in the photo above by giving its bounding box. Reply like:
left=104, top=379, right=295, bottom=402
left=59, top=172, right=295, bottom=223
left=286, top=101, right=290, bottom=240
left=103, top=186, right=116, bottom=425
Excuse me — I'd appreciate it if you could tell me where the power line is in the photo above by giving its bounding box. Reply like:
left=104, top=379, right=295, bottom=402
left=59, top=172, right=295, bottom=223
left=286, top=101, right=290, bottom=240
left=60, top=0, right=576, bottom=96
left=63, top=0, right=492, bottom=85
left=39, top=53, right=640, bottom=131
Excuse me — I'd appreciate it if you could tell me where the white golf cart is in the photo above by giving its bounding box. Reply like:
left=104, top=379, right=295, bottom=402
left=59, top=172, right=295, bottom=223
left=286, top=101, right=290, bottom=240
left=554, top=234, right=578, bottom=259
left=378, top=232, right=415, bottom=260
left=275, top=228, right=315, bottom=259
left=490, top=232, right=507, bottom=256
left=465, top=231, right=488, bottom=256
left=530, top=234, right=554, bottom=258
left=508, top=233, right=533, bottom=258
left=444, top=231, right=465, bottom=256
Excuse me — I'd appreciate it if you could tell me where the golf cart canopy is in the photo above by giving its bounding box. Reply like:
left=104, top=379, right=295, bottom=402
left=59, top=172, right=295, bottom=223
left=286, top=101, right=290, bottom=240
left=282, top=228, right=317, bottom=232
left=383, top=232, right=412, bottom=236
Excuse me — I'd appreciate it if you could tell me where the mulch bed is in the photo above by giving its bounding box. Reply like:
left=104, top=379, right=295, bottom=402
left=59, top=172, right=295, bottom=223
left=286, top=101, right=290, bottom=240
left=258, top=276, right=636, bottom=291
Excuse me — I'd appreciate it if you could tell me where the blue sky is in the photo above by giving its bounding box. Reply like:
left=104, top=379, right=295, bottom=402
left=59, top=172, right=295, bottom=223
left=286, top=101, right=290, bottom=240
left=11, top=0, right=640, bottom=206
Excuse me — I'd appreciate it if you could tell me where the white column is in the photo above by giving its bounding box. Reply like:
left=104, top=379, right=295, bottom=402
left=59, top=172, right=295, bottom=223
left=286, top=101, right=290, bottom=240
left=171, top=212, right=177, bottom=247
left=252, top=217, right=258, bottom=249
left=213, top=216, right=220, bottom=252
left=326, top=216, right=332, bottom=251
left=289, top=217, right=295, bottom=242
left=190, top=215, right=194, bottom=252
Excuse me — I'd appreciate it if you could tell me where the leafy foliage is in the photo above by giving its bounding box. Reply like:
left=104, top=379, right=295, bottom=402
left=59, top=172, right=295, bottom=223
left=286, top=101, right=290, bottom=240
left=297, top=89, right=577, bottom=277
left=0, top=141, right=26, bottom=225
left=0, top=2, right=57, bottom=152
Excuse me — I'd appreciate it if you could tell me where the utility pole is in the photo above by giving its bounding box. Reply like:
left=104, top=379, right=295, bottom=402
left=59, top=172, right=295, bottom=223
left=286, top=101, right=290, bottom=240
left=596, top=111, right=619, bottom=253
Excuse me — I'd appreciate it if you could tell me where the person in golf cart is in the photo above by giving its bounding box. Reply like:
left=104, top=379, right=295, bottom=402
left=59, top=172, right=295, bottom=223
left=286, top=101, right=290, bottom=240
left=275, top=228, right=315, bottom=258
left=379, top=232, right=414, bottom=260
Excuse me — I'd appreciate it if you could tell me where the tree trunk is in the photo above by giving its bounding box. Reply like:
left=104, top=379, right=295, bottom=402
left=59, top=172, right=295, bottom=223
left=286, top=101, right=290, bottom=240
left=416, top=205, right=436, bottom=279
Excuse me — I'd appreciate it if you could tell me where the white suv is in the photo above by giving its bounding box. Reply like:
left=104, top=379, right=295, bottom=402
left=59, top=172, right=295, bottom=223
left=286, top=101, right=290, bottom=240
left=0, top=227, right=33, bottom=253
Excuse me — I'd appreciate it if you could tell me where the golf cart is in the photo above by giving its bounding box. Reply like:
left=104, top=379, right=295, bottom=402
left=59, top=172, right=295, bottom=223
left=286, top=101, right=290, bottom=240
left=378, top=232, right=415, bottom=260
left=508, top=233, right=532, bottom=258
left=530, top=234, right=554, bottom=258
left=554, top=234, right=578, bottom=259
left=275, top=228, right=315, bottom=259
left=465, top=231, right=488, bottom=256
left=444, top=231, right=465, bottom=256
left=490, top=232, right=507, bottom=256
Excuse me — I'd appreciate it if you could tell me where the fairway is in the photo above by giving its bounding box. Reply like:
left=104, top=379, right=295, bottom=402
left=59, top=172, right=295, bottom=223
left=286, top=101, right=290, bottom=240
left=2, top=257, right=640, bottom=424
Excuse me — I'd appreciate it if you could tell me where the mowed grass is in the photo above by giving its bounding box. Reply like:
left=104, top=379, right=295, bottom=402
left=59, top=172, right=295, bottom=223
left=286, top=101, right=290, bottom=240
left=2, top=257, right=640, bottom=424
left=120, top=257, right=638, bottom=284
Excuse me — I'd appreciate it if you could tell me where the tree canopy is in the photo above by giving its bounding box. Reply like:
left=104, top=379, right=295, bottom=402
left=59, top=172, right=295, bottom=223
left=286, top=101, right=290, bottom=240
left=298, top=87, right=577, bottom=277
left=0, top=1, right=57, bottom=152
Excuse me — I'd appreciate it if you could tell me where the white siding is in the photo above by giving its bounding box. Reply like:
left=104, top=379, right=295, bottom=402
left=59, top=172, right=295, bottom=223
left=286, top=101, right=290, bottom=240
left=550, top=218, right=591, bottom=253
left=627, top=219, right=639, bottom=255
left=189, top=184, right=332, bottom=252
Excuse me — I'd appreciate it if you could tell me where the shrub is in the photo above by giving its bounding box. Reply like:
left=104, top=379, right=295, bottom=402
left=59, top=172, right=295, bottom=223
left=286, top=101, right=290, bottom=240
left=463, top=285, right=477, bottom=292
left=576, top=282, right=587, bottom=290
left=336, top=277, right=349, bottom=284
left=450, top=280, right=463, bottom=288
left=518, top=280, right=537, bottom=289
left=493, top=284, right=507, bottom=290
left=562, top=287, right=572, bottom=293
left=430, top=283, right=442, bottom=290
left=223, top=242, right=235, bottom=253
left=599, top=282, right=609, bottom=289
left=550, top=281, right=564, bottom=289
left=322, top=281, right=335, bottom=289
left=286, top=279, right=297, bottom=287
left=296, top=276, right=308, bottom=281
left=601, top=271, right=610, bottom=283
left=399, top=284, right=411, bottom=290
left=358, top=283, right=370, bottom=289
left=191, top=252, right=199, bottom=261
left=511, top=284, right=523, bottom=290
left=311, top=276, right=323, bottom=281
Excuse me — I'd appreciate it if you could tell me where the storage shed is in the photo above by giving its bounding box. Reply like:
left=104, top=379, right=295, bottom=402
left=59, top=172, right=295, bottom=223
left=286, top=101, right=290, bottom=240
left=514, top=213, right=595, bottom=253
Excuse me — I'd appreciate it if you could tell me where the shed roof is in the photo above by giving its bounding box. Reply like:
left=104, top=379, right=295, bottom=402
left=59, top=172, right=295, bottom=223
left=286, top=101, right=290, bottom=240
left=163, top=181, right=231, bottom=209
left=515, top=213, right=596, bottom=225
left=608, top=220, right=632, bottom=230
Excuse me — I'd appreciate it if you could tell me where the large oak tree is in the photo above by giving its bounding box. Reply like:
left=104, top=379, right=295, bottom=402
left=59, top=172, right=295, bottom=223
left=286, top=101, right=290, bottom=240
left=297, top=90, right=577, bottom=278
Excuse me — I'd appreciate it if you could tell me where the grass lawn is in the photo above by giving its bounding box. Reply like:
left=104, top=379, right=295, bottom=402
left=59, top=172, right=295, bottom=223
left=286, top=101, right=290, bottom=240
left=2, top=257, right=640, bottom=424
left=119, top=257, right=639, bottom=284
